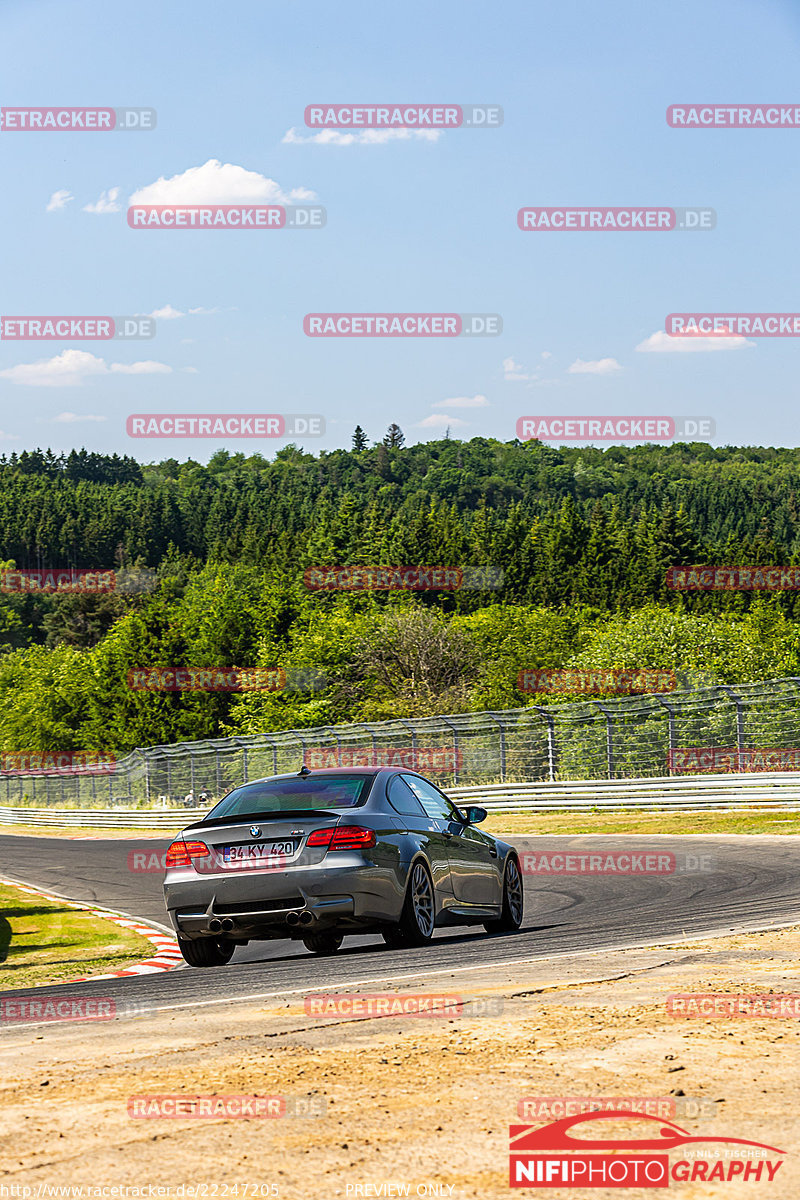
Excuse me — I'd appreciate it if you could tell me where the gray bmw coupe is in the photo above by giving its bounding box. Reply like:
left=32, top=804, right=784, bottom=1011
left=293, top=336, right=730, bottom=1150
left=163, top=766, right=523, bottom=966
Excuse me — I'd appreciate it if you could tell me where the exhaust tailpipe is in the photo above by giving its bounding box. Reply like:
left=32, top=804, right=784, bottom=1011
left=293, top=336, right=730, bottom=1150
left=298, top=909, right=314, bottom=926
left=220, top=918, right=234, bottom=932
left=286, top=911, right=301, bottom=926
left=208, top=918, right=222, bottom=932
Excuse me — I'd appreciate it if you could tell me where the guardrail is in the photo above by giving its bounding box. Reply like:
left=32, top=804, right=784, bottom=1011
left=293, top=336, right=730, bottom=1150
left=450, top=772, right=800, bottom=812
left=2, top=771, right=800, bottom=827
left=0, top=806, right=206, bottom=828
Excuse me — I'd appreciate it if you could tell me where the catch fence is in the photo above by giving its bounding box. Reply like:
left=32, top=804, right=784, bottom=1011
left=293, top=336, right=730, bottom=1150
left=3, top=677, right=800, bottom=810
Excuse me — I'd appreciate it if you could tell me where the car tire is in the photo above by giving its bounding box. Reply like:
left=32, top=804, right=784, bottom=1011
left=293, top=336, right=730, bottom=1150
left=177, top=936, right=236, bottom=967
left=383, top=860, right=436, bottom=948
left=302, top=931, right=344, bottom=955
left=381, top=927, right=406, bottom=949
left=484, top=855, right=524, bottom=933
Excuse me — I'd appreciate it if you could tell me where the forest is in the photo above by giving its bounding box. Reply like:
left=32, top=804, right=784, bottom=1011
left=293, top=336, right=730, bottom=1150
left=0, top=434, right=799, bottom=753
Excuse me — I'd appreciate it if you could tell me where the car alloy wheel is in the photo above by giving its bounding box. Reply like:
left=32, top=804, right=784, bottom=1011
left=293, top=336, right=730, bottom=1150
left=410, top=861, right=435, bottom=938
left=484, top=855, right=524, bottom=934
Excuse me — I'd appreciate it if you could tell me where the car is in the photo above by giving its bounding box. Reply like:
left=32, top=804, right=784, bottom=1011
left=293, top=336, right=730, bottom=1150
left=162, top=765, right=524, bottom=966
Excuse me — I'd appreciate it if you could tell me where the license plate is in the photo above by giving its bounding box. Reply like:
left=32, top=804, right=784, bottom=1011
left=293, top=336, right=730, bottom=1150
left=222, top=840, right=296, bottom=863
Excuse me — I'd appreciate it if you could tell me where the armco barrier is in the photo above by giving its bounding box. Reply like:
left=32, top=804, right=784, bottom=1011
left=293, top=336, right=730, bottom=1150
left=0, top=806, right=206, bottom=828
left=2, top=771, right=800, bottom=827
left=449, top=772, right=800, bottom=811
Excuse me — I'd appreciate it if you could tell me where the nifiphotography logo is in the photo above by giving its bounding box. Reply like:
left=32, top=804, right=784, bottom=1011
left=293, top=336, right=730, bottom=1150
left=509, top=1111, right=786, bottom=1187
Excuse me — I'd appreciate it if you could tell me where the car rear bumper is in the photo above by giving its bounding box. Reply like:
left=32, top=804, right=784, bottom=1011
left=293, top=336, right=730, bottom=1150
left=164, top=859, right=403, bottom=938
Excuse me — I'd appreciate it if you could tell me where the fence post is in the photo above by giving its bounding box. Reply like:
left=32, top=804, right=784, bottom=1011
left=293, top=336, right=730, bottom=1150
left=329, top=727, right=342, bottom=767
left=397, top=719, right=418, bottom=770
left=533, top=707, right=557, bottom=781
left=593, top=702, right=615, bottom=780
left=190, top=747, right=197, bottom=795
left=367, top=723, right=378, bottom=767
left=719, top=685, right=745, bottom=768
left=295, top=731, right=307, bottom=769
left=489, top=715, right=507, bottom=783
left=242, top=744, right=248, bottom=782
left=440, top=716, right=460, bottom=784
left=656, top=696, right=677, bottom=771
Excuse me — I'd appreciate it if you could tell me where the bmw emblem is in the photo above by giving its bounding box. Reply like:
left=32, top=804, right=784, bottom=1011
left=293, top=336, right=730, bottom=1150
left=250, top=826, right=261, bottom=838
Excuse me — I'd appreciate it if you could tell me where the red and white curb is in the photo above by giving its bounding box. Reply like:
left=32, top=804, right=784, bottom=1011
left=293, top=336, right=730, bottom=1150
left=0, top=875, right=183, bottom=982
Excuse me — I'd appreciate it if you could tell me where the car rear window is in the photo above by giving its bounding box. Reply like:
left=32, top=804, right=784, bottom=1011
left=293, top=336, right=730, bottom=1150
left=202, top=774, right=374, bottom=822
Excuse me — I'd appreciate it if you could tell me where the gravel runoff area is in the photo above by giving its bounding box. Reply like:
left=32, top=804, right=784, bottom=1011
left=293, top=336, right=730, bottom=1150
left=0, top=923, right=798, bottom=1198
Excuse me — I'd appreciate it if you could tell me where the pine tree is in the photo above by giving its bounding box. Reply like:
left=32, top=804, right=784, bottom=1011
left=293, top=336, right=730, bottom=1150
left=383, top=424, right=405, bottom=449
left=352, top=426, right=368, bottom=451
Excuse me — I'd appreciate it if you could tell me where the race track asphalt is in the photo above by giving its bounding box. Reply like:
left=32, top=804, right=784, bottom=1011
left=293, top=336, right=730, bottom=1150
left=1, top=832, right=799, bottom=1019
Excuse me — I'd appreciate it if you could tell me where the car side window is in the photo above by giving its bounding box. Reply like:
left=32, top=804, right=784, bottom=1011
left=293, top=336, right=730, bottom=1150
left=387, top=775, right=426, bottom=817
left=401, top=774, right=459, bottom=821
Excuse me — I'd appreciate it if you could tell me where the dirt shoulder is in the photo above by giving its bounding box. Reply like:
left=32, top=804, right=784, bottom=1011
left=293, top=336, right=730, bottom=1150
left=1, top=925, right=798, bottom=1197
left=0, top=824, right=174, bottom=839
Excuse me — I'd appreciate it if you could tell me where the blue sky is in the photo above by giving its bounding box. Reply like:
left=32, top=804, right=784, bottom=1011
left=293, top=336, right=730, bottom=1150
left=1, top=0, right=799, bottom=458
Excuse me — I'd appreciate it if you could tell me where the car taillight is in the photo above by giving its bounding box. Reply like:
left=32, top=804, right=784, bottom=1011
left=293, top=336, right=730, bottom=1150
left=306, top=828, right=334, bottom=848
left=165, top=839, right=210, bottom=868
left=307, top=825, right=376, bottom=852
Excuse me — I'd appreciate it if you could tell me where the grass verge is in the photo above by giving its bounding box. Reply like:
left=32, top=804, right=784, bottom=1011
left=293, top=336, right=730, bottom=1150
left=0, top=881, right=156, bottom=990
left=485, top=809, right=800, bottom=836
left=3, top=811, right=800, bottom=838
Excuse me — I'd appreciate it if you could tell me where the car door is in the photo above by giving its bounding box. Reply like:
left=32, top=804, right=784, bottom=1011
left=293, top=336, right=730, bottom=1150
left=400, top=774, right=500, bottom=906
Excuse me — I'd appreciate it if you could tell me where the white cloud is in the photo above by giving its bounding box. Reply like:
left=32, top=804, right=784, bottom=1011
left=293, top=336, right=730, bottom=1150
left=146, top=304, right=185, bottom=320
left=46, top=189, right=73, bottom=212
left=83, top=187, right=122, bottom=214
left=416, top=413, right=469, bottom=429
left=181, top=366, right=199, bottom=373
left=541, top=350, right=553, bottom=360
left=282, top=127, right=441, bottom=146
left=567, top=357, right=623, bottom=375
left=142, top=304, right=219, bottom=321
left=503, top=356, right=537, bottom=382
left=130, top=159, right=315, bottom=206
left=0, top=430, right=20, bottom=440
left=433, top=394, right=489, bottom=410
left=0, top=349, right=172, bottom=387
left=51, top=412, right=107, bottom=423
left=636, top=330, right=754, bottom=353
left=110, top=360, right=172, bottom=375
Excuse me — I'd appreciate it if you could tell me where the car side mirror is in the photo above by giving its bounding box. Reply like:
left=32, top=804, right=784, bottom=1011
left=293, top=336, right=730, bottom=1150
left=463, top=805, right=488, bottom=825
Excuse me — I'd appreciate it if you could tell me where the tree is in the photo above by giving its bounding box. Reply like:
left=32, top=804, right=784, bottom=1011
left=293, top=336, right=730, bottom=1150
left=383, top=424, right=405, bottom=450
left=351, top=426, right=368, bottom=451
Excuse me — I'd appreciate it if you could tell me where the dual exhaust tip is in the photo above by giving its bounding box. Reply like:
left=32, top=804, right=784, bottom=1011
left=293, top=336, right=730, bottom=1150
left=208, top=909, right=314, bottom=933
left=286, top=909, right=315, bottom=927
